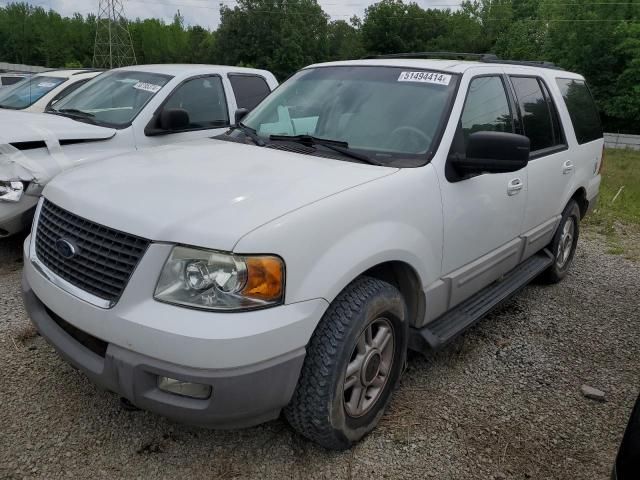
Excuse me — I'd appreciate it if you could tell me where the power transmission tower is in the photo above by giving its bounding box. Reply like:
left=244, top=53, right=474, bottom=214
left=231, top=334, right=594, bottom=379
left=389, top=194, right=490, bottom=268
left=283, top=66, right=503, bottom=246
left=93, top=0, right=137, bottom=69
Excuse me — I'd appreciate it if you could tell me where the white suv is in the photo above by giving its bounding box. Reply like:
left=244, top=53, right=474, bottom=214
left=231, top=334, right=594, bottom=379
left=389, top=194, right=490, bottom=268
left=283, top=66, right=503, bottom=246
left=21, top=56, right=603, bottom=449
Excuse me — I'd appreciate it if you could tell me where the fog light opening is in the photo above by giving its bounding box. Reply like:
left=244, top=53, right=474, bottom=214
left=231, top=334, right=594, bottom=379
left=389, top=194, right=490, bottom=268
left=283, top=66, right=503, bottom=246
left=158, top=376, right=212, bottom=400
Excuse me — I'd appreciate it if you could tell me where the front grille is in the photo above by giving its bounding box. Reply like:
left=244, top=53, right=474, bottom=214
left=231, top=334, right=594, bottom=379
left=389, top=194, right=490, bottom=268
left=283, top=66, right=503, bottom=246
left=35, top=200, right=150, bottom=304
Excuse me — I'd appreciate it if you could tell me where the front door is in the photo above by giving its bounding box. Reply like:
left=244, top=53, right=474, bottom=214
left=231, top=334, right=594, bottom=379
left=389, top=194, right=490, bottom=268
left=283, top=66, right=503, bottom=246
left=137, top=75, right=231, bottom=148
left=436, top=74, right=528, bottom=308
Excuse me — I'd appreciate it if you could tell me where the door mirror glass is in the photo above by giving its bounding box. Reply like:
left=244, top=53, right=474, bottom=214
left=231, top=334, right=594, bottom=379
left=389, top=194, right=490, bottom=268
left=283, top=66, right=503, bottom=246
left=235, top=108, right=249, bottom=125
left=452, top=131, right=530, bottom=175
left=159, top=108, right=190, bottom=131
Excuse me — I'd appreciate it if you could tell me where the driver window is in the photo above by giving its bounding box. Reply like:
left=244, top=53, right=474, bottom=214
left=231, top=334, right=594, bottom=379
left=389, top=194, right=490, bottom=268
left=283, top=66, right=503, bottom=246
left=163, top=76, right=229, bottom=130
left=461, top=76, right=514, bottom=144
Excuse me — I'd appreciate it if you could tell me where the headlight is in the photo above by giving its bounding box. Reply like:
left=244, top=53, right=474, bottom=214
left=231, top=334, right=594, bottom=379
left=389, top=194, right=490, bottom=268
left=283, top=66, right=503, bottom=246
left=154, top=246, right=284, bottom=311
left=0, top=181, right=24, bottom=202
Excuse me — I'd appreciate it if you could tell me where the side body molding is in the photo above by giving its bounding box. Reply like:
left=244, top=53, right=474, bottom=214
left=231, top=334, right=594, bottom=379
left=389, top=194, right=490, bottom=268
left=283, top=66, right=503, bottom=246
left=421, top=215, right=561, bottom=326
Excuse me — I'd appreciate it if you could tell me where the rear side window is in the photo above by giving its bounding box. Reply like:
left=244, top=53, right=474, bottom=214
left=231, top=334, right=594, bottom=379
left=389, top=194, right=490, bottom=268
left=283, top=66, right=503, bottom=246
left=510, top=76, right=564, bottom=153
left=556, top=78, right=603, bottom=144
left=229, top=75, right=271, bottom=110
left=2, top=76, right=23, bottom=86
left=461, top=76, right=513, bottom=143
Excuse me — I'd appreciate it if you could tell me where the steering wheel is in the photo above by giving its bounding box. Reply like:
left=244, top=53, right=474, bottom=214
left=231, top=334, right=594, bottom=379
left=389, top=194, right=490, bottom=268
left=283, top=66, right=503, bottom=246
left=389, top=126, right=432, bottom=151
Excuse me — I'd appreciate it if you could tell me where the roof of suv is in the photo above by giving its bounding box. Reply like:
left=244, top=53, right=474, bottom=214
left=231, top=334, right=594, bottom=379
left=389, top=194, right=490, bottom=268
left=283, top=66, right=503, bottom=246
left=306, top=59, right=584, bottom=79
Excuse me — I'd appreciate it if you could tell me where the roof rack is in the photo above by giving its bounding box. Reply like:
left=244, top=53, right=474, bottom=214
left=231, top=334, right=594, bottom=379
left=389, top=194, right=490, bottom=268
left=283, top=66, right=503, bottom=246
left=364, top=52, right=499, bottom=61
left=364, top=52, right=564, bottom=70
left=480, top=58, right=564, bottom=70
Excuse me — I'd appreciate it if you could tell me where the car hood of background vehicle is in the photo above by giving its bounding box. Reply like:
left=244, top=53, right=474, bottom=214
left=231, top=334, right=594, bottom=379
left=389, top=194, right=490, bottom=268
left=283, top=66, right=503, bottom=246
left=0, top=110, right=115, bottom=145
left=43, top=139, right=398, bottom=251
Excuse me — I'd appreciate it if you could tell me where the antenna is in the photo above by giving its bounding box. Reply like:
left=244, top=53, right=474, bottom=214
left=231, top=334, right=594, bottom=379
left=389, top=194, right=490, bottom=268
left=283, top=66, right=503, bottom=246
left=92, top=0, right=137, bottom=69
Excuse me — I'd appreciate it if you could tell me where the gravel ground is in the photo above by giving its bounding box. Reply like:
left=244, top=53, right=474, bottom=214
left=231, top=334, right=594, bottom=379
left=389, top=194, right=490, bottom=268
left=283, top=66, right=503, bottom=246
left=0, top=231, right=638, bottom=479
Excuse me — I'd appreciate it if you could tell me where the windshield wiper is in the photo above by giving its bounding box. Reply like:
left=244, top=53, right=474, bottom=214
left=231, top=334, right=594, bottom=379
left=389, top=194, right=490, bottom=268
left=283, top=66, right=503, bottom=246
left=55, top=108, right=95, bottom=118
left=269, top=134, right=384, bottom=166
left=228, top=123, right=265, bottom=147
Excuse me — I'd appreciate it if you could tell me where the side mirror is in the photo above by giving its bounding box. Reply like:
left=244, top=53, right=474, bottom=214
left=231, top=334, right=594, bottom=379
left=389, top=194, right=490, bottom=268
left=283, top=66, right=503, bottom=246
left=234, top=108, right=249, bottom=125
left=159, top=108, right=190, bottom=132
left=451, top=131, right=530, bottom=175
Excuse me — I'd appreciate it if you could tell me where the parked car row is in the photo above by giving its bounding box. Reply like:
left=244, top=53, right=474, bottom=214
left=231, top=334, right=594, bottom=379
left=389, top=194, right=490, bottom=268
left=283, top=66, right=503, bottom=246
left=0, top=64, right=277, bottom=237
left=3, top=56, right=605, bottom=450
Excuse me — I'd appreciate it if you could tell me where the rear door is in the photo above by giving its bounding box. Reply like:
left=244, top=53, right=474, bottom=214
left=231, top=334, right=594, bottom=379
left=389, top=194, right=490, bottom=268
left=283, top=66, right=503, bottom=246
left=505, top=72, right=572, bottom=258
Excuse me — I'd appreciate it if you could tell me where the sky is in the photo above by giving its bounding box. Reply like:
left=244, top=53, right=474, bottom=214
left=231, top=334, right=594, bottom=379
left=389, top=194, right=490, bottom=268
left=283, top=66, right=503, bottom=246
left=15, top=0, right=462, bottom=29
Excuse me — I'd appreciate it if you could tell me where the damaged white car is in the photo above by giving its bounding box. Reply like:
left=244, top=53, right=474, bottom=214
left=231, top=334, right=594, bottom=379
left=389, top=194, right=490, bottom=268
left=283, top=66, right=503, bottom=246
left=0, top=64, right=277, bottom=237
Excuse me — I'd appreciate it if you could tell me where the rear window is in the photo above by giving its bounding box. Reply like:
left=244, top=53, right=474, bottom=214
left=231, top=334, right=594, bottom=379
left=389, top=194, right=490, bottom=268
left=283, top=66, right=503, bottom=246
left=556, top=78, right=603, bottom=144
left=229, top=74, right=271, bottom=110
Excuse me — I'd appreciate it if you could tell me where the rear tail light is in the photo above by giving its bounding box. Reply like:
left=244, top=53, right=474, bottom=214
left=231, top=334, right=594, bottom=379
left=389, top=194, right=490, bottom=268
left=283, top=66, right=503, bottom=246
left=598, top=145, right=605, bottom=175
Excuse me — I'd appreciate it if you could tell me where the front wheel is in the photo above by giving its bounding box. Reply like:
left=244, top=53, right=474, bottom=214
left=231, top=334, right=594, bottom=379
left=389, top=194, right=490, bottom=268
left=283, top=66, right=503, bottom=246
left=284, top=276, right=407, bottom=450
left=540, top=199, right=581, bottom=284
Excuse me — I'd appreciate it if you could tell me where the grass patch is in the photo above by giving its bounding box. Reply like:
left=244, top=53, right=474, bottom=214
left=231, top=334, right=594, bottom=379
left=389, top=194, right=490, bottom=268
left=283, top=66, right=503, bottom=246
left=584, top=148, right=640, bottom=259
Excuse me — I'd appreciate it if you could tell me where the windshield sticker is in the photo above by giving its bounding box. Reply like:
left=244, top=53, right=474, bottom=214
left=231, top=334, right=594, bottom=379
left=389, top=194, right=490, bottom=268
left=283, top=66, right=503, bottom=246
left=132, top=82, right=162, bottom=93
left=397, top=72, right=451, bottom=86
left=37, top=82, right=58, bottom=88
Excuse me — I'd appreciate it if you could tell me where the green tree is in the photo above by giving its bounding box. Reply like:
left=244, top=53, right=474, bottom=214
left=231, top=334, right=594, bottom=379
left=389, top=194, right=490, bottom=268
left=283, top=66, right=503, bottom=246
left=361, top=0, right=450, bottom=54
left=327, top=18, right=364, bottom=61
left=215, top=0, right=329, bottom=80
left=605, top=22, right=640, bottom=131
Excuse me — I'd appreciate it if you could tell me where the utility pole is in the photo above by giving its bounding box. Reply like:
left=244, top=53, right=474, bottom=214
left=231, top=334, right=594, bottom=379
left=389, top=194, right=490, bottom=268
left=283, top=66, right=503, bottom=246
left=92, top=0, right=137, bottom=69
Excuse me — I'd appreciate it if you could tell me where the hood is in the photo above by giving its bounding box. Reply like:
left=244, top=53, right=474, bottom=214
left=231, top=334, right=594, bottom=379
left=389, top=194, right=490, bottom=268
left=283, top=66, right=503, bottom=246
left=0, top=111, right=115, bottom=182
left=44, top=139, right=398, bottom=251
left=0, top=110, right=115, bottom=144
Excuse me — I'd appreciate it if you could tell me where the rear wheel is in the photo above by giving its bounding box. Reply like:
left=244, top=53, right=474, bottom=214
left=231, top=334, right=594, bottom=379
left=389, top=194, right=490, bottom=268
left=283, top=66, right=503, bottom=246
left=284, top=276, right=407, bottom=450
left=540, top=200, right=581, bottom=284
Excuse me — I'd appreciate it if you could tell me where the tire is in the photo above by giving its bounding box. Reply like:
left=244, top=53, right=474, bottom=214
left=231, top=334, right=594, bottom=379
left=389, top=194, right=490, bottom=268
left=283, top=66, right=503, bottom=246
left=284, top=276, right=408, bottom=450
left=540, top=199, right=581, bottom=284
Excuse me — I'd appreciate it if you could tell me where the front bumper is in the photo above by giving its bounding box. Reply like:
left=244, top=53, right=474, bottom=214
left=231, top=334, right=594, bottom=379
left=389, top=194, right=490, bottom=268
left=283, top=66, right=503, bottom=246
left=22, top=232, right=329, bottom=428
left=0, top=195, right=38, bottom=237
left=23, top=273, right=307, bottom=428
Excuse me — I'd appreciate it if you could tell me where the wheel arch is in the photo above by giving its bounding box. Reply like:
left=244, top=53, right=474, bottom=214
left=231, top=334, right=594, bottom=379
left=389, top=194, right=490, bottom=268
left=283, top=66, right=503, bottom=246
left=569, top=187, right=588, bottom=219
left=360, top=261, right=426, bottom=328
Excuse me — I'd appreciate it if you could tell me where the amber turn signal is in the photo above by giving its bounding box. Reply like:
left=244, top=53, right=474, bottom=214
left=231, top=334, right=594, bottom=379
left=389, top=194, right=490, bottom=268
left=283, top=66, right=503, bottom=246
left=242, top=256, right=284, bottom=302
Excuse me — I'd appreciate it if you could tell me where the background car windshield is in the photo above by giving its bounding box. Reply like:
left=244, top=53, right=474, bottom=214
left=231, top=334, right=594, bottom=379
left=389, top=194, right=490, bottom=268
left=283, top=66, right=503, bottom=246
left=242, top=66, right=458, bottom=158
left=52, top=70, right=172, bottom=127
left=0, top=76, right=66, bottom=109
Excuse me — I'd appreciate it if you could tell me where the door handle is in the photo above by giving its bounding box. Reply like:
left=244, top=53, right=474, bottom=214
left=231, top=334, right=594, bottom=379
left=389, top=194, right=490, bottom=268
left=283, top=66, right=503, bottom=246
left=563, top=160, right=574, bottom=174
left=507, top=178, right=523, bottom=196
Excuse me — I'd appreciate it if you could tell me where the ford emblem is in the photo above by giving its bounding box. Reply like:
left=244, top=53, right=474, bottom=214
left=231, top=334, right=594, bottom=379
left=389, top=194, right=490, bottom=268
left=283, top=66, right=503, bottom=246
left=55, top=238, right=78, bottom=259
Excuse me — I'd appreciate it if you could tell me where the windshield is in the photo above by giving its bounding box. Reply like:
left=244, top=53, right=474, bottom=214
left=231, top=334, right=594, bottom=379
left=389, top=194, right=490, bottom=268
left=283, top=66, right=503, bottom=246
left=0, top=76, right=66, bottom=109
left=51, top=70, right=172, bottom=127
left=242, top=66, right=459, bottom=164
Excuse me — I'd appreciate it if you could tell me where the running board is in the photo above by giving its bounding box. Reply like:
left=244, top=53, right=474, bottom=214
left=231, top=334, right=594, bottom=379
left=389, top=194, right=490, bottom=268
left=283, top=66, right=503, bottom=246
left=409, top=250, right=554, bottom=352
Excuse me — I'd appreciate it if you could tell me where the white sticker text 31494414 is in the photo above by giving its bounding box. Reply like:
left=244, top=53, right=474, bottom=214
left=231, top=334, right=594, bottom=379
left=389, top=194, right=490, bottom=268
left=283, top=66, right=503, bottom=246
left=397, top=71, right=452, bottom=86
